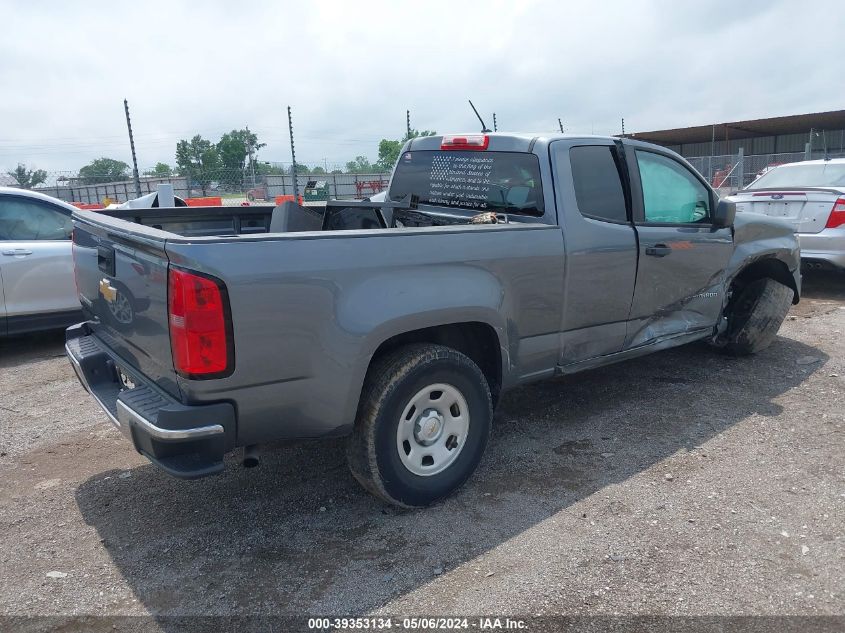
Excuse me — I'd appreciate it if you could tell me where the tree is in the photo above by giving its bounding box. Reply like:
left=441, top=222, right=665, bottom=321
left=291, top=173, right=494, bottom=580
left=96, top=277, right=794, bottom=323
left=7, top=164, right=47, bottom=189
left=289, top=163, right=310, bottom=175
left=255, top=162, right=286, bottom=176
left=175, top=135, right=221, bottom=195
left=217, top=129, right=265, bottom=187
left=375, top=129, right=436, bottom=172
left=78, top=158, right=130, bottom=184
left=310, top=166, right=326, bottom=175
left=375, top=140, right=402, bottom=172
left=345, top=155, right=374, bottom=174
left=144, top=162, right=173, bottom=178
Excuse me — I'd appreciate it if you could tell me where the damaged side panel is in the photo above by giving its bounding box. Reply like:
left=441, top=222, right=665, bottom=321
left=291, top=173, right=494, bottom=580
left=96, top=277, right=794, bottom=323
left=625, top=266, right=728, bottom=348
left=624, top=225, right=734, bottom=350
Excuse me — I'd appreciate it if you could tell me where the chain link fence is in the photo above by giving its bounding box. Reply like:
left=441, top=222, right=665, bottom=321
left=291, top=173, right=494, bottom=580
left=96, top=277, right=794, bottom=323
left=686, top=150, right=845, bottom=194
left=1, top=167, right=392, bottom=207
left=7, top=150, right=845, bottom=208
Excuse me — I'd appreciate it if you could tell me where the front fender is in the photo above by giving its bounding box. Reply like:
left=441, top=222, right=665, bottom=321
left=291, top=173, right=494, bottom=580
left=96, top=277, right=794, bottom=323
left=726, top=213, right=801, bottom=300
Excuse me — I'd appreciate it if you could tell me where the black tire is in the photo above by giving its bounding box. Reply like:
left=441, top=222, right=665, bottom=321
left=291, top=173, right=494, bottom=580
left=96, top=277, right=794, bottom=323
left=346, top=344, right=492, bottom=508
left=722, top=278, right=793, bottom=355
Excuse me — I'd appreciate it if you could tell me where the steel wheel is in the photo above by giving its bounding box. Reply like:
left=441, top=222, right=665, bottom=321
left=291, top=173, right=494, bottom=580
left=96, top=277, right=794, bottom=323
left=395, top=382, right=470, bottom=476
left=347, top=343, right=492, bottom=507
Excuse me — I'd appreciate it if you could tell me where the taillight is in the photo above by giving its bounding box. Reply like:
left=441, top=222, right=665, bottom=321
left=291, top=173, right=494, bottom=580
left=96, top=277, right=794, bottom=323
left=440, top=134, right=489, bottom=151
left=168, top=267, right=233, bottom=378
left=826, top=197, right=845, bottom=229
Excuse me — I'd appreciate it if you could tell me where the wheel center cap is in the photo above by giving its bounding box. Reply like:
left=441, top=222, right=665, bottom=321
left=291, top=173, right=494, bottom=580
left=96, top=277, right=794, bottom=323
left=414, top=409, right=444, bottom=446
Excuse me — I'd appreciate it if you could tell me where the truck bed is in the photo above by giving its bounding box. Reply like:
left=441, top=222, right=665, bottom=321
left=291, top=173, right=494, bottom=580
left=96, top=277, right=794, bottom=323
left=70, top=205, right=563, bottom=454
left=94, top=205, right=278, bottom=237
left=93, top=200, right=545, bottom=239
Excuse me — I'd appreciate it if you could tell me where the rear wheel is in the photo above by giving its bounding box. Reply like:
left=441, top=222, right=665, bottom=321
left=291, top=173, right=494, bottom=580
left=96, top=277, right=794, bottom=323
left=346, top=344, right=492, bottom=507
left=720, top=278, right=793, bottom=355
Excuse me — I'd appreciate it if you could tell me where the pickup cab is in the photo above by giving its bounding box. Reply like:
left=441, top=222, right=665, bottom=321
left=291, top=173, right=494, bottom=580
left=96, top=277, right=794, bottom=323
left=66, top=133, right=800, bottom=507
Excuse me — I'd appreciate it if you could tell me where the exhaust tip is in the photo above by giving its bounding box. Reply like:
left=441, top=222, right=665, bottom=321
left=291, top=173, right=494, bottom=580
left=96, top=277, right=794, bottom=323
left=242, top=445, right=260, bottom=469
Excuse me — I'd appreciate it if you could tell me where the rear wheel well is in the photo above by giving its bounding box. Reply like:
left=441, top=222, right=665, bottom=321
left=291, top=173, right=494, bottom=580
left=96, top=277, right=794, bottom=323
left=369, top=322, right=503, bottom=407
left=730, top=258, right=798, bottom=305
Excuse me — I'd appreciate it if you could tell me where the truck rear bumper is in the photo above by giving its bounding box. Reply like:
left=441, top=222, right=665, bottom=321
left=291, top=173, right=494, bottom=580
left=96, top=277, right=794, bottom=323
left=66, top=323, right=235, bottom=479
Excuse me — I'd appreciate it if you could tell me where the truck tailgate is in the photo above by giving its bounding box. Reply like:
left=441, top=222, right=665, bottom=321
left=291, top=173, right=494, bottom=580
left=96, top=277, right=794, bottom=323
left=72, top=212, right=179, bottom=397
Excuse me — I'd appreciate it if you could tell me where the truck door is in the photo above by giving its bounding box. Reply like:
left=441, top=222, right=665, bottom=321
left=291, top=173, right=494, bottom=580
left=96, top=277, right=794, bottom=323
left=550, top=140, right=638, bottom=364
left=625, top=147, right=733, bottom=348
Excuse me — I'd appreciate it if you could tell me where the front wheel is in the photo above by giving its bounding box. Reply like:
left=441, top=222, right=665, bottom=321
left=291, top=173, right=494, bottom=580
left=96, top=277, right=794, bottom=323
left=346, top=344, right=492, bottom=507
left=719, top=278, right=793, bottom=355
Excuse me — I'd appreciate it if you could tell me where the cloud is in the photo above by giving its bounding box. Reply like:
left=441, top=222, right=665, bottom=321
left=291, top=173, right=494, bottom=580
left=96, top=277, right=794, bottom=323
left=0, top=0, right=840, bottom=171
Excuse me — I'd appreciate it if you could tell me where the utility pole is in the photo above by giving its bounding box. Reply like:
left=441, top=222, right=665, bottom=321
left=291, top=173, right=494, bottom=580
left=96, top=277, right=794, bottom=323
left=710, top=124, right=716, bottom=182
left=558, top=118, right=565, bottom=133
left=406, top=110, right=411, bottom=139
left=288, top=106, right=299, bottom=200
left=245, top=124, right=256, bottom=188
left=493, top=113, right=497, bottom=132
left=621, top=117, right=625, bottom=136
left=123, top=99, right=141, bottom=198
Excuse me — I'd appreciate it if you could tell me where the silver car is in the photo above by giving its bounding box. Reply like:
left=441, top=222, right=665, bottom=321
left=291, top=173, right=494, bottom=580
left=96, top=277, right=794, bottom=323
left=728, top=158, right=845, bottom=271
left=0, top=186, right=81, bottom=336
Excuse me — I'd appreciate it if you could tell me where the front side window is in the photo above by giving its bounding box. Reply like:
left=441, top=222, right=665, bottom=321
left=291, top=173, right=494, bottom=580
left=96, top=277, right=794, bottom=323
left=636, top=151, right=711, bottom=224
left=0, top=198, right=73, bottom=240
left=389, top=150, right=544, bottom=216
left=569, top=145, right=628, bottom=223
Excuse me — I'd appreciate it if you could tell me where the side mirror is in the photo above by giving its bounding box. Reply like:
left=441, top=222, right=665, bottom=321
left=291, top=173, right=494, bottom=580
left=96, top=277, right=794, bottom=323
left=713, top=199, right=736, bottom=227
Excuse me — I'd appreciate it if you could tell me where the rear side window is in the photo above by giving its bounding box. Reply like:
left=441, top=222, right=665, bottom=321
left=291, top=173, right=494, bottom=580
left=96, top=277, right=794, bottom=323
left=569, top=146, right=628, bottom=223
left=0, top=197, right=72, bottom=240
left=389, top=151, right=544, bottom=216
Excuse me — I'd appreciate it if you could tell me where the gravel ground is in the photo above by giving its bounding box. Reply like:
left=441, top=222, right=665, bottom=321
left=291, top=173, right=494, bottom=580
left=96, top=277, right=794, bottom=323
left=0, top=272, right=843, bottom=625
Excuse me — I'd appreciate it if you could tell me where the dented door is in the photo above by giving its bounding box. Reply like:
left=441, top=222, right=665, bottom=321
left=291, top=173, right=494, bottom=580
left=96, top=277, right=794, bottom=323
left=625, top=148, right=733, bottom=348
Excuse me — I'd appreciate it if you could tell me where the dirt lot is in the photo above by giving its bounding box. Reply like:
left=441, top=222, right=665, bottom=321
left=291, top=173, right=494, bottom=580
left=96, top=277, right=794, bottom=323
left=1, top=272, right=843, bottom=626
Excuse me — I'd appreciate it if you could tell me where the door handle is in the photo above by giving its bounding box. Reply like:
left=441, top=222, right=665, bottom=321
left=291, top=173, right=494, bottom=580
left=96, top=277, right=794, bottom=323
left=1, top=249, right=33, bottom=256
left=97, top=245, right=115, bottom=275
left=645, top=244, right=671, bottom=257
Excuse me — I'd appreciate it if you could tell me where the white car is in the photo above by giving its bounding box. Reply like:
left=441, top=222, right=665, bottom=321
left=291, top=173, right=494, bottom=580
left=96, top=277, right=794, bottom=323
left=0, top=186, right=81, bottom=336
left=728, top=158, right=845, bottom=271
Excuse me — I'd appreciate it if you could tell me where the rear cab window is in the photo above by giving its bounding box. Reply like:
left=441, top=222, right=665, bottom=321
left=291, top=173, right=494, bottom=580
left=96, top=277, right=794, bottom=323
left=388, top=150, right=545, bottom=216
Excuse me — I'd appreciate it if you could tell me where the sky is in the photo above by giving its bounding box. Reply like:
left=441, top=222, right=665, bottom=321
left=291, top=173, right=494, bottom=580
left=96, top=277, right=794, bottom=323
left=0, top=0, right=841, bottom=173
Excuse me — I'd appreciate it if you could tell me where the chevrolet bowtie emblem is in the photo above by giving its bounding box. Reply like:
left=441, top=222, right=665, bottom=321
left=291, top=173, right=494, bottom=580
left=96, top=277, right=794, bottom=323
left=99, top=278, right=117, bottom=303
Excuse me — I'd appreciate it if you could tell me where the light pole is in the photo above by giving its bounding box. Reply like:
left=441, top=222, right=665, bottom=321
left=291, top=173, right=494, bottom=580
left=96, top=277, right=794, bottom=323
left=123, top=99, right=141, bottom=198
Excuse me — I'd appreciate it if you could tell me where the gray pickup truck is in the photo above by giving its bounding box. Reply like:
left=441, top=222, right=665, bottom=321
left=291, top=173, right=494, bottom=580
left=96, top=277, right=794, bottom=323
left=66, top=133, right=800, bottom=507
